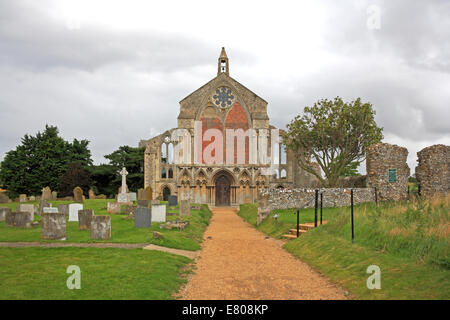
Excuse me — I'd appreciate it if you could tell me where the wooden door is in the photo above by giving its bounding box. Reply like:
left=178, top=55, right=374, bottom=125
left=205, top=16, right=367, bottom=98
left=215, top=175, right=230, bottom=206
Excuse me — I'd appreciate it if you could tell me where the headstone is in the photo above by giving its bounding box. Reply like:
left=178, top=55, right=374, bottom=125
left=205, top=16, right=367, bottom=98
left=38, top=200, right=51, bottom=215
left=128, top=192, right=137, bottom=202
left=41, top=212, right=66, bottom=240
left=0, top=207, right=12, bottom=221
left=151, top=199, right=160, bottom=205
left=68, top=203, right=83, bottom=222
left=151, top=204, right=166, bottom=222
left=118, top=193, right=130, bottom=203
left=43, top=207, right=59, bottom=213
left=78, top=209, right=94, bottom=230
left=137, top=188, right=145, bottom=200
left=73, top=187, right=83, bottom=202
left=91, top=216, right=111, bottom=240
left=41, top=187, right=52, bottom=201
left=107, top=202, right=121, bottom=214
left=180, top=200, right=191, bottom=216
left=96, top=194, right=106, bottom=199
left=88, top=189, right=96, bottom=199
left=0, top=193, right=10, bottom=203
left=5, top=211, right=32, bottom=228
left=144, top=186, right=153, bottom=200
left=138, top=200, right=150, bottom=207
left=19, top=194, right=27, bottom=202
left=119, top=167, right=128, bottom=193
left=18, top=204, right=35, bottom=221
left=51, top=191, right=58, bottom=200
left=29, top=196, right=36, bottom=201
left=57, top=204, right=70, bottom=217
left=168, top=195, right=177, bottom=206
left=133, top=207, right=151, bottom=228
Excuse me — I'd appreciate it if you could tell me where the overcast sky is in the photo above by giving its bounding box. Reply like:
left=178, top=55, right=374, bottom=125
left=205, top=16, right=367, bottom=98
left=0, top=0, right=449, bottom=174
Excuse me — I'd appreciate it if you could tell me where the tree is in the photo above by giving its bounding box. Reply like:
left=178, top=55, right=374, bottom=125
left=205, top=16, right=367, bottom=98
left=340, top=161, right=361, bottom=177
left=104, top=146, right=145, bottom=192
left=284, top=97, right=383, bottom=187
left=0, top=125, right=92, bottom=197
left=88, top=164, right=117, bottom=198
left=58, top=162, right=92, bottom=197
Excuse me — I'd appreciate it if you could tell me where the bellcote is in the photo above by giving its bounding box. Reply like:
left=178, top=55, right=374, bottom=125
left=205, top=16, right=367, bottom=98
left=217, top=47, right=229, bottom=76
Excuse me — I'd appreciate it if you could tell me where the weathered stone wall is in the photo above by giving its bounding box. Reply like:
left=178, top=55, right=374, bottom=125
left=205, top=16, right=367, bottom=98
left=366, top=143, right=410, bottom=201
left=416, top=144, right=450, bottom=197
left=257, top=187, right=375, bottom=225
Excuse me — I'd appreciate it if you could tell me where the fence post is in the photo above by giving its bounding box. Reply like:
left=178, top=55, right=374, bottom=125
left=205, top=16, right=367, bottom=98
left=374, top=187, right=378, bottom=206
left=296, top=209, right=300, bottom=238
left=351, top=188, right=354, bottom=244
left=320, top=192, right=323, bottom=225
left=314, top=189, right=318, bottom=227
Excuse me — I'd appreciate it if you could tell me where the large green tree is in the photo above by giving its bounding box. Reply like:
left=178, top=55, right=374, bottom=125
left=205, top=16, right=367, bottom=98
left=0, top=125, right=92, bottom=197
left=284, top=97, right=383, bottom=187
left=58, top=162, right=92, bottom=197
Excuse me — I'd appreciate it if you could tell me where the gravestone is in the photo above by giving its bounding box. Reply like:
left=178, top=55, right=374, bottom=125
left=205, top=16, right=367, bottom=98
left=73, top=187, right=84, bottom=202
left=43, top=207, right=59, bottom=213
left=5, top=211, right=32, bottom=228
left=128, top=192, right=137, bottom=202
left=137, top=188, right=145, bottom=200
left=168, top=195, right=177, bottom=206
left=0, top=207, right=11, bottom=221
left=88, top=189, right=96, bottom=199
left=41, top=187, right=52, bottom=201
left=41, top=212, right=66, bottom=240
left=0, top=193, right=9, bottom=203
left=57, top=204, right=70, bottom=217
left=51, top=191, right=58, bottom=200
left=18, top=204, right=35, bottom=221
left=151, top=199, right=160, bottom=205
left=151, top=204, right=166, bottom=222
left=117, top=193, right=129, bottom=203
left=133, top=207, right=151, bottom=228
left=91, top=216, right=111, bottom=240
left=144, top=186, right=153, bottom=200
left=38, top=200, right=51, bottom=215
left=78, top=209, right=94, bottom=230
left=180, top=200, right=190, bottom=216
left=107, top=202, right=121, bottom=214
left=138, top=200, right=150, bottom=207
left=19, top=194, right=27, bottom=202
left=68, top=203, right=83, bottom=222
left=29, top=196, right=36, bottom=201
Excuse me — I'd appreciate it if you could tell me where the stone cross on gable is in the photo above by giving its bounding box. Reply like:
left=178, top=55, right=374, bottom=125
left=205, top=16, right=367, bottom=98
left=120, top=167, right=128, bottom=194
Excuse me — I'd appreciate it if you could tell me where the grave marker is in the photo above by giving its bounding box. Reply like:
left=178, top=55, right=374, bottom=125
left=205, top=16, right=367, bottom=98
left=41, top=212, right=66, bottom=240
left=68, top=203, right=83, bottom=222
left=151, top=204, right=166, bottom=222
left=134, top=207, right=151, bottom=228
left=91, top=216, right=111, bottom=240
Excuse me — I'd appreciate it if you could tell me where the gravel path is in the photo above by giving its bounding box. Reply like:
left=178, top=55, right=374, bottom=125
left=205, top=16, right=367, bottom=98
left=181, top=207, right=348, bottom=300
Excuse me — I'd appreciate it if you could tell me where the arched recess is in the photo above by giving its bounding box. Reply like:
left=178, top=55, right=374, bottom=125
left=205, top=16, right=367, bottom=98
left=212, top=169, right=236, bottom=206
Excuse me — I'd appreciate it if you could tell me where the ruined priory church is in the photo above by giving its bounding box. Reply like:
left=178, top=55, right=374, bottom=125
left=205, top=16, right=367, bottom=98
left=139, top=48, right=318, bottom=206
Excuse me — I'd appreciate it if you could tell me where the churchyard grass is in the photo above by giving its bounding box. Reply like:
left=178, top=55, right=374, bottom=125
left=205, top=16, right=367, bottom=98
left=238, top=196, right=450, bottom=299
left=0, top=247, right=190, bottom=299
left=0, top=200, right=212, bottom=251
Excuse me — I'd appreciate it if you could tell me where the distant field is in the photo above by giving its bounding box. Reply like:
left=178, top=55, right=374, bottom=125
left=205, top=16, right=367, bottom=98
left=0, top=199, right=212, bottom=251
left=238, top=195, right=450, bottom=299
left=0, top=247, right=190, bottom=299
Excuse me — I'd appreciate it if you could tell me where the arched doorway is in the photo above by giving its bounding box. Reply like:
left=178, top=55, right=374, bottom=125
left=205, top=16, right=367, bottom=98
left=215, top=174, right=231, bottom=206
left=162, top=186, right=171, bottom=201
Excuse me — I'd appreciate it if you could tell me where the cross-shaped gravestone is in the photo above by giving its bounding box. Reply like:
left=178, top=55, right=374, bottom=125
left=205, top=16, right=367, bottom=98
left=120, top=167, right=128, bottom=194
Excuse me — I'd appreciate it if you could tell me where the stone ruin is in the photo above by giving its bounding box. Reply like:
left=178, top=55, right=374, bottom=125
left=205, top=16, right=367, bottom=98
left=366, top=142, right=410, bottom=201
left=415, top=144, right=450, bottom=197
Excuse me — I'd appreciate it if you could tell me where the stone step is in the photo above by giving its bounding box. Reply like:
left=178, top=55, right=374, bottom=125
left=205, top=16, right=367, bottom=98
left=288, top=229, right=308, bottom=235
left=281, top=234, right=298, bottom=240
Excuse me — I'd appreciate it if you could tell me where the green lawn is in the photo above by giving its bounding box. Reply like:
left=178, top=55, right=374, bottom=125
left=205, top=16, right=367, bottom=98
left=0, top=199, right=212, bottom=251
left=238, top=196, right=450, bottom=300
left=0, top=247, right=190, bottom=299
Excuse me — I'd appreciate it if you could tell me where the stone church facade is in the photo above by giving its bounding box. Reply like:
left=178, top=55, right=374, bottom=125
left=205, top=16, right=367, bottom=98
left=139, top=48, right=317, bottom=206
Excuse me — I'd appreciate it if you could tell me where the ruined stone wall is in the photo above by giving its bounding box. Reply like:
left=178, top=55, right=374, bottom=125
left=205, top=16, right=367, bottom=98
left=257, top=187, right=375, bottom=224
left=415, top=144, right=450, bottom=197
left=366, top=143, right=410, bottom=201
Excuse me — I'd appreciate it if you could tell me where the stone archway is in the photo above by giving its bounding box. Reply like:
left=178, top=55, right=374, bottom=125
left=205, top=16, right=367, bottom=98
left=162, top=186, right=171, bottom=201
